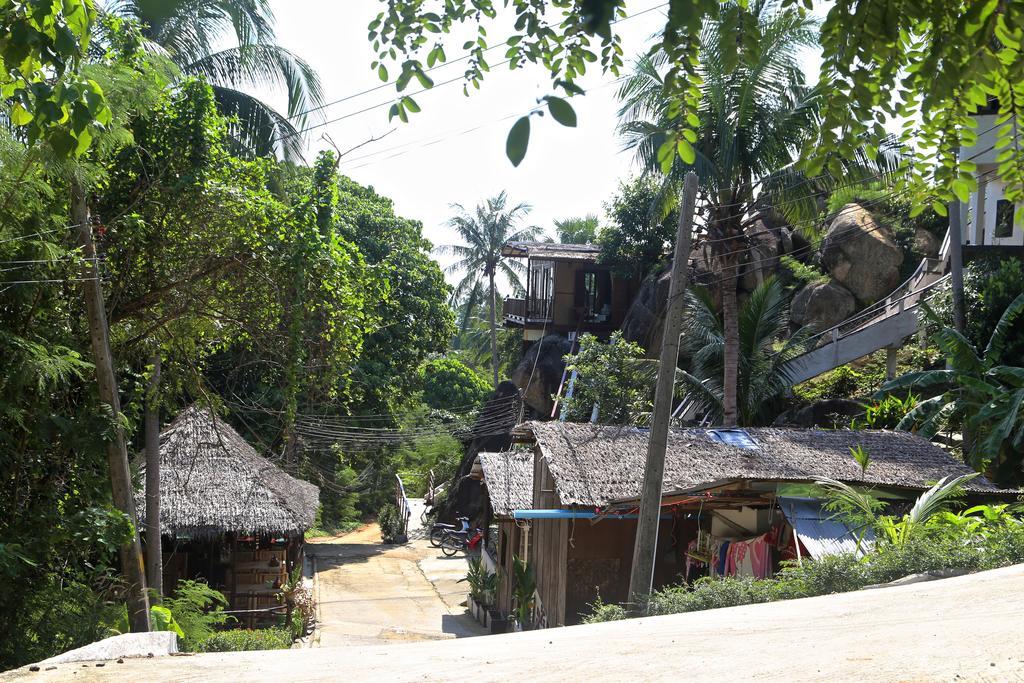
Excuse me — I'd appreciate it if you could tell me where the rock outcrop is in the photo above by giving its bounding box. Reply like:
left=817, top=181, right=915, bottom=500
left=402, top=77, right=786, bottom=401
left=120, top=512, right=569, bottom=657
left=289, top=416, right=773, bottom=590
left=620, top=269, right=672, bottom=355
left=790, top=280, right=857, bottom=333
left=914, top=228, right=941, bottom=259
left=510, top=334, right=574, bottom=416
left=740, top=220, right=781, bottom=291
left=820, top=203, right=904, bottom=304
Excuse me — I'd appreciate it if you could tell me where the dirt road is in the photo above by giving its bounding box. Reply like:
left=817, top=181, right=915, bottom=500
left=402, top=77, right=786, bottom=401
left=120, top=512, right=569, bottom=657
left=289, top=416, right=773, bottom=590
left=306, top=516, right=485, bottom=647
left=8, top=563, right=1024, bottom=681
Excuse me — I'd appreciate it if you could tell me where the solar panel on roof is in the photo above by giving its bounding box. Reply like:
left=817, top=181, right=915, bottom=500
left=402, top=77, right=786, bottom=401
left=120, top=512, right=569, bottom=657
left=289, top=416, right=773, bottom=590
left=707, top=428, right=759, bottom=450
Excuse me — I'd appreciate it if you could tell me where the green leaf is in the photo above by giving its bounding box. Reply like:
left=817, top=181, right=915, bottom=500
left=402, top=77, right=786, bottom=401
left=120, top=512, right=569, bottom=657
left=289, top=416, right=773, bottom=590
left=931, top=201, right=948, bottom=217
left=378, top=64, right=389, bottom=81
left=9, top=103, right=32, bottom=126
left=951, top=179, right=971, bottom=203
left=657, top=139, right=675, bottom=174
left=506, top=116, right=530, bottom=167
left=677, top=138, right=696, bottom=164
left=546, top=97, right=576, bottom=127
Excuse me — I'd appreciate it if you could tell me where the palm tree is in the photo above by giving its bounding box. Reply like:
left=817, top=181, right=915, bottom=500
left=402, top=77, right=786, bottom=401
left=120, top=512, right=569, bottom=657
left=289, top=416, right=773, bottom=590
left=554, top=214, right=599, bottom=244
left=618, top=0, right=821, bottom=426
left=676, top=277, right=810, bottom=426
left=440, top=192, right=541, bottom=388
left=879, top=294, right=1024, bottom=486
left=108, top=0, right=323, bottom=160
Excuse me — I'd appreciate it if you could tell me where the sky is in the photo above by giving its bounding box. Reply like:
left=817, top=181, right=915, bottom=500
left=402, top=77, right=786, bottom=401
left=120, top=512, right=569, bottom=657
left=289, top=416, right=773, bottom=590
left=260, top=1, right=822, bottom=287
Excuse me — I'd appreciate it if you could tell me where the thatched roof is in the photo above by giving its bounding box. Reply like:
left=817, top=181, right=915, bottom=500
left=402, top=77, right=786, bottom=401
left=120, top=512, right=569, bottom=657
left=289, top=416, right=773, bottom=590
left=136, top=405, right=319, bottom=538
left=477, top=451, right=534, bottom=516
left=517, top=422, right=1000, bottom=507
left=501, top=241, right=601, bottom=262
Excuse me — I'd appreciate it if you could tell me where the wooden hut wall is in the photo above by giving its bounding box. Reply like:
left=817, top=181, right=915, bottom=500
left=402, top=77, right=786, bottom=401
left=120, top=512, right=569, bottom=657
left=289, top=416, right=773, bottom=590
left=496, top=520, right=520, bottom=616
left=532, top=518, right=568, bottom=626
left=562, top=517, right=679, bottom=626
left=531, top=452, right=568, bottom=625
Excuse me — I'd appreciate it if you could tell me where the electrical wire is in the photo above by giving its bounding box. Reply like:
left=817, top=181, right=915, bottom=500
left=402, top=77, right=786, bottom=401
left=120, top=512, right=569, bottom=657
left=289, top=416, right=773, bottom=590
left=271, top=2, right=671, bottom=144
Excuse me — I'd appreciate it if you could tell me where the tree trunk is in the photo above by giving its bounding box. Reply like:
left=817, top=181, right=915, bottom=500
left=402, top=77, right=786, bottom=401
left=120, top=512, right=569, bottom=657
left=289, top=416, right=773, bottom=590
left=145, top=353, right=163, bottom=599
left=721, top=253, right=740, bottom=427
left=488, top=270, right=500, bottom=389
left=71, top=180, right=151, bottom=632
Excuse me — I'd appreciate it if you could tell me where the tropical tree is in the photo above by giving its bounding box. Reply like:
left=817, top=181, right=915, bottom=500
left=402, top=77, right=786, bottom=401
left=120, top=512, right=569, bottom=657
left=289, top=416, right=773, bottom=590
left=554, top=214, right=599, bottom=244
left=677, top=277, right=810, bottom=427
left=440, top=192, right=541, bottom=388
left=617, top=0, right=822, bottom=426
left=817, top=472, right=981, bottom=550
left=107, top=0, right=323, bottom=160
left=878, top=294, right=1024, bottom=487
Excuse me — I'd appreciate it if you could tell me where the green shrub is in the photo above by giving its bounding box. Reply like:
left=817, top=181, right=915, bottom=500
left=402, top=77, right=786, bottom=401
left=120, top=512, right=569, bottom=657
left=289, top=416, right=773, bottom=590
left=420, top=357, right=491, bottom=410
left=780, top=255, right=828, bottom=288
left=582, top=595, right=628, bottom=624
left=584, top=517, right=1024, bottom=623
left=161, top=580, right=232, bottom=652
left=378, top=503, right=404, bottom=543
left=195, top=627, right=293, bottom=652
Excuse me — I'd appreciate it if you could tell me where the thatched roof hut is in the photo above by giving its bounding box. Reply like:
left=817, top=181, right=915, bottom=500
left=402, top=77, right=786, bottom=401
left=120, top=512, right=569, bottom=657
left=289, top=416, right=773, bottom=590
left=477, top=451, right=534, bottom=517
left=137, top=405, right=319, bottom=538
left=512, top=422, right=1000, bottom=508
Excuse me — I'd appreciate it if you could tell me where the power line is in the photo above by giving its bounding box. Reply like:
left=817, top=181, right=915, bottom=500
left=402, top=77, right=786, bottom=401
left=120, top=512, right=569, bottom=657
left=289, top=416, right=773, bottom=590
left=273, top=2, right=670, bottom=145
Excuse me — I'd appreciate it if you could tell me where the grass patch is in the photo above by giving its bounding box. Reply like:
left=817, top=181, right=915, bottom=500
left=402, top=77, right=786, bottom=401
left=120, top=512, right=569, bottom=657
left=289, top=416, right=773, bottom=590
left=194, top=627, right=293, bottom=652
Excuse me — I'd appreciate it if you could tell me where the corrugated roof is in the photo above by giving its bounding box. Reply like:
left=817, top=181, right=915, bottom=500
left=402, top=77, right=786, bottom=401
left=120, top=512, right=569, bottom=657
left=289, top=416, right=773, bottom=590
left=477, top=451, right=534, bottom=517
left=501, top=241, right=601, bottom=262
left=779, top=497, right=874, bottom=559
left=519, top=421, right=1002, bottom=507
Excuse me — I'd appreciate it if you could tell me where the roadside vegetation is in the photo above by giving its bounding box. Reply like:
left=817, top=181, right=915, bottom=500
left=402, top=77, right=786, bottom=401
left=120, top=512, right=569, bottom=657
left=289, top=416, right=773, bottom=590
left=586, top=488, right=1024, bottom=624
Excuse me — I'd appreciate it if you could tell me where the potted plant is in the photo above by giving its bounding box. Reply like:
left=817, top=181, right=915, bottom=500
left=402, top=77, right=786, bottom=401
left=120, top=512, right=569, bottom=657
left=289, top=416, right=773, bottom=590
left=512, top=556, right=536, bottom=631
left=460, top=556, right=490, bottom=624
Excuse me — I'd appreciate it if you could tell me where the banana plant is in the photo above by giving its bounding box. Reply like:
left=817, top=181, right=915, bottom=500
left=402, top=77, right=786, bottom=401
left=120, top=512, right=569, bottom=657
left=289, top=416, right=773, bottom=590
left=878, top=293, right=1024, bottom=485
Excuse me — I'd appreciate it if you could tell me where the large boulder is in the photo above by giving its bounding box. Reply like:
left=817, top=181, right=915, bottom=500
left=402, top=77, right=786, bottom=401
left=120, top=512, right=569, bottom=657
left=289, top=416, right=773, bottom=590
left=510, top=334, right=575, bottom=416
left=741, top=220, right=780, bottom=291
left=790, top=280, right=857, bottom=332
left=914, top=227, right=941, bottom=259
left=820, top=203, right=904, bottom=304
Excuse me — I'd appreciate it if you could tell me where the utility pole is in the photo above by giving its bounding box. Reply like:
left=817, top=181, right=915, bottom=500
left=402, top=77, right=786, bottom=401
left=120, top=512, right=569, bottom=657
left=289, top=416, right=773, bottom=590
left=948, top=199, right=967, bottom=333
left=627, top=172, right=698, bottom=613
left=145, top=353, right=163, bottom=598
left=947, top=198, right=971, bottom=455
left=71, top=181, right=151, bottom=631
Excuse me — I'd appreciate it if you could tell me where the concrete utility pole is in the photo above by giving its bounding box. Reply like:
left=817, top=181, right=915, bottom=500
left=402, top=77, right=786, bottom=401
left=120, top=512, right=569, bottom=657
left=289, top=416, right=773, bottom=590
left=948, top=199, right=967, bottom=334
left=145, top=353, right=163, bottom=598
left=71, top=182, right=151, bottom=631
left=627, top=172, right=698, bottom=613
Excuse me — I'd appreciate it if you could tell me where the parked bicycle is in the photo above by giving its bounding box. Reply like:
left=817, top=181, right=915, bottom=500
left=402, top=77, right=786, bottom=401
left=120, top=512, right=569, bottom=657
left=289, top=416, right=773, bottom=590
left=439, top=526, right=483, bottom=557
left=429, top=516, right=469, bottom=547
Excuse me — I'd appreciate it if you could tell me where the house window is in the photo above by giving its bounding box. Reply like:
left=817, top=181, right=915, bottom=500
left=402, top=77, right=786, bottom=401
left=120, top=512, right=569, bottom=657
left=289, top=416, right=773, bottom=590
left=995, top=199, right=1015, bottom=239
left=574, top=269, right=612, bottom=322
left=707, top=428, right=759, bottom=450
left=528, top=260, right=554, bottom=320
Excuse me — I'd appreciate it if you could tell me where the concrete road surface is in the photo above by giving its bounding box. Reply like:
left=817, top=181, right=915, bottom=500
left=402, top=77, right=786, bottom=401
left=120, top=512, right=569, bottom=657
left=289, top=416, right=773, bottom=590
left=306, top=517, right=485, bottom=647
left=7, top=563, right=1024, bottom=682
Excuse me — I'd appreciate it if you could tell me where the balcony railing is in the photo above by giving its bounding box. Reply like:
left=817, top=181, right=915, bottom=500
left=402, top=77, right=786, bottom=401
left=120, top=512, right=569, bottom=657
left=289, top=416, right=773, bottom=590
left=503, top=296, right=552, bottom=325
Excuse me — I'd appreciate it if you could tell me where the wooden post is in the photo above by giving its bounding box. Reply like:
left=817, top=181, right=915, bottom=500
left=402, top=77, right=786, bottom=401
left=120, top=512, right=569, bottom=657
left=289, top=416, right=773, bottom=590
left=626, top=172, right=698, bottom=613
left=71, top=181, right=151, bottom=631
left=145, top=353, right=163, bottom=598
left=885, top=345, right=898, bottom=380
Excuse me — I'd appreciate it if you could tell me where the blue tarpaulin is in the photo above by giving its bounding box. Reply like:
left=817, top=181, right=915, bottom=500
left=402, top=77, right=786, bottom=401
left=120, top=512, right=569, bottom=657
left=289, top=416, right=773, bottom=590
left=778, top=497, right=874, bottom=559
